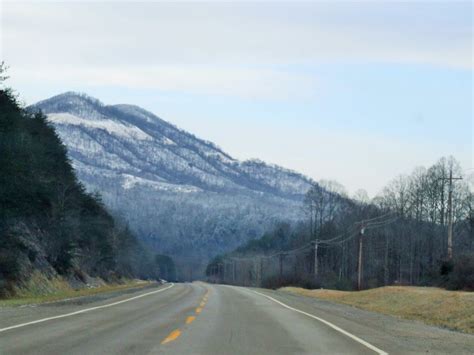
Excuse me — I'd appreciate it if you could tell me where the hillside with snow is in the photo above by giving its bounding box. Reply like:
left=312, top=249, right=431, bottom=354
left=30, top=92, right=314, bottom=278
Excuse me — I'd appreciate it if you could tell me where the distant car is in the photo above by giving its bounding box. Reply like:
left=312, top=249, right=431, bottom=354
left=159, top=279, right=167, bottom=284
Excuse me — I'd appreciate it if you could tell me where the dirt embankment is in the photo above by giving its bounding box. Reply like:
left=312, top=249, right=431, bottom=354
left=1, top=222, right=153, bottom=306
left=0, top=272, right=152, bottom=307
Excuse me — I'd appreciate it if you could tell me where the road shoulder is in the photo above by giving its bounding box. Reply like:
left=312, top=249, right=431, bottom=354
left=254, top=287, right=474, bottom=355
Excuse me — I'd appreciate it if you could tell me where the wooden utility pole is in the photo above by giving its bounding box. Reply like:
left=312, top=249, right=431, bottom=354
left=384, top=234, right=389, bottom=285
left=232, top=260, right=236, bottom=284
left=279, top=253, right=285, bottom=283
left=313, top=241, right=319, bottom=277
left=447, top=169, right=463, bottom=259
left=294, top=257, right=298, bottom=279
left=440, top=168, right=462, bottom=260
left=218, top=262, right=223, bottom=282
left=440, top=171, right=446, bottom=225
left=357, top=226, right=365, bottom=291
left=254, top=259, right=259, bottom=287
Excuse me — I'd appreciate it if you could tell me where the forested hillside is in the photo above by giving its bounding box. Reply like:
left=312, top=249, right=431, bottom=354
left=30, top=92, right=314, bottom=279
left=208, top=158, right=474, bottom=291
left=0, top=78, right=166, bottom=296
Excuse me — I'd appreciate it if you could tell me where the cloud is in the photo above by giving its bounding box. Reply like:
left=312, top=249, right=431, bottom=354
left=1, top=2, right=471, bottom=99
left=9, top=64, right=316, bottom=100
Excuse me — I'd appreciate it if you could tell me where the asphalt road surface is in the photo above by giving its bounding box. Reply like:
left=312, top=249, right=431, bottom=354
left=0, top=282, right=473, bottom=354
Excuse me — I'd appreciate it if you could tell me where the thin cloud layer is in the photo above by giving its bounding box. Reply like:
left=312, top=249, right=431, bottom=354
left=2, top=2, right=472, bottom=99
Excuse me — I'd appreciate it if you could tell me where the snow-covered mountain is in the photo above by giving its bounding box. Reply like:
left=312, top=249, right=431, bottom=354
left=30, top=92, right=313, bottom=278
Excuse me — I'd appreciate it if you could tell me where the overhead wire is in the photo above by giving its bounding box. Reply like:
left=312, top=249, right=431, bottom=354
left=222, top=211, right=400, bottom=262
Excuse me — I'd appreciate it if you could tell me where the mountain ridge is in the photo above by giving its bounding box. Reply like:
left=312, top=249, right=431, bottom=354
left=31, top=91, right=313, bottom=199
left=30, top=92, right=314, bottom=278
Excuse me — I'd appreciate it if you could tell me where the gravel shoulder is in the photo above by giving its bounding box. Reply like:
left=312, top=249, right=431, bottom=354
left=258, top=288, right=474, bottom=355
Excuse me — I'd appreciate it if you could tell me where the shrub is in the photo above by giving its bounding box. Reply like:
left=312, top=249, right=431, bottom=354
left=261, top=273, right=321, bottom=290
left=445, top=253, right=474, bottom=291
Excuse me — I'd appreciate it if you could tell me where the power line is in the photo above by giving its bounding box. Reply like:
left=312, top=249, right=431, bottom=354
left=359, top=211, right=397, bottom=224
left=285, top=243, right=313, bottom=255
left=365, top=217, right=399, bottom=229
left=216, top=211, right=401, bottom=287
left=319, top=230, right=361, bottom=246
left=317, top=225, right=360, bottom=244
left=318, top=212, right=398, bottom=245
left=227, top=212, right=399, bottom=261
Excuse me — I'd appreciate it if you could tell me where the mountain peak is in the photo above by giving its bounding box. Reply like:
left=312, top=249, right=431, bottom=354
left=31, top=91, right=106, bottom=121
left=35, top=91, right=103, bottom=108
left=32, top=92, right=312, bottom=198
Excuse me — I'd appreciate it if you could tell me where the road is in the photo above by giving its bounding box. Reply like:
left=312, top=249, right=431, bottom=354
left=0, top=282, right=473, bottom=354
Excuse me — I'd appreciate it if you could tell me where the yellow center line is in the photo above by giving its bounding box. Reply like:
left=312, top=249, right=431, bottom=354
left=197, top=289, right=210, bottom=311
left=160, top=288, right=210, bottom=346
left=161, top=329, right=181, bottom=344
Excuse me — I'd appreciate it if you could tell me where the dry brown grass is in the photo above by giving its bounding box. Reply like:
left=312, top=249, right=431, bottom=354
left=281, top=286, right=474, bottom=334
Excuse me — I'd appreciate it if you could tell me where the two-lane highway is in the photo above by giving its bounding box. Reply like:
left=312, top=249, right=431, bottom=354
left=0, top=282, right=473, bottom=354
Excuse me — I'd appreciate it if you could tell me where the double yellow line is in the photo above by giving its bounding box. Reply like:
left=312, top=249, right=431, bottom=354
left=161, top=288, right=210, bottom=345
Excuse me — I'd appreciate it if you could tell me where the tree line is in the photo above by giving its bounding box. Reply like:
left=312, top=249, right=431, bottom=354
left=0, top=69, right=175, bottom=296
left=207, top=157, right=473, bottom=290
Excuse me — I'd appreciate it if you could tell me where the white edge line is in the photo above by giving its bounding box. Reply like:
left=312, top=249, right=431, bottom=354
left=251, top=289, right=388, bottom=355
left=0, top=283, right=175, bottom=333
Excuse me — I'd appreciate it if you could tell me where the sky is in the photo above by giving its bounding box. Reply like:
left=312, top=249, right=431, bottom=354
left=1, top=0, right=472, bottom=196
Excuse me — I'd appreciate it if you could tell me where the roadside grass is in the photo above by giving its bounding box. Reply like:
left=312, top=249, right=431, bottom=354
left=281, top=286, right=474, bottom=334
left=0, top=273, right=152, bottom=307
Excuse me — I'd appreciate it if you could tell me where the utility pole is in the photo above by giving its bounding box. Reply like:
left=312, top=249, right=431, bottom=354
left=357, top=226, right=365, bottom=291
left=313, top=241, right=319, bottom=277
left=218, top=262, right=223, bottom=282
left=254, top=259, right=258, bottom=287
left=384, top=234, right=389, bottom=286
left=232, top=260, right=236, bottom=284
left=279, top=253, right=285, bottom=283
left=439, top=168, right=462, bottom=260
